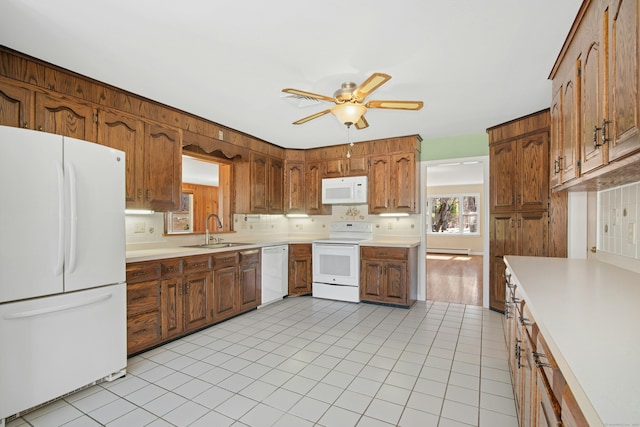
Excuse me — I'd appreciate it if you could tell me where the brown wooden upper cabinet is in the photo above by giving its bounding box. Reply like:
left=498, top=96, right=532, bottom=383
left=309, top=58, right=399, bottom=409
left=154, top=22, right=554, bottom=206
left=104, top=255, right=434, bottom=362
left=550, top=0, right=640, bottom=190
left=236, top=152, right=284, bottom=214
left=325, top=156, right=368, bottom=178
left=490, top=133, right=549, bottom=213
left=368, top=152, right=418, bottom=214
left=284, top=160, right=305, bottom=214
left=305, top=161, right=331, bottom=216
left=97, top=110, right=181, bottom=211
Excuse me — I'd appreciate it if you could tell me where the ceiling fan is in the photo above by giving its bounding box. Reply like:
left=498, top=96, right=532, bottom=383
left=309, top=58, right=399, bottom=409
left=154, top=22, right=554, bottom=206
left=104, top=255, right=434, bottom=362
left=282, top=72, right=423, bottom=130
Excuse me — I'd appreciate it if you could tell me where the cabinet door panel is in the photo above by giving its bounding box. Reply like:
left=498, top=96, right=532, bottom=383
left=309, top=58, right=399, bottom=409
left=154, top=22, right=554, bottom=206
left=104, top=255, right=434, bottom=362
left=144, top=123, right=181, bottom=211
left=214, top=267, right=237, bottom=319
left=250, top=153, right=268, bottom=213
left=0, top=81, right=32, bottom=128
left=391, top=153, right=415, bottom=212
left=368, top=156, right=390, bottom=213
left=608, top=0, right=640, bottom=161
left=562, top=79, right=579, bottom=182
left=519, top=212, right=548, bottom=257
left=347, top=156, right=368, bottom=176
left=550, top=89, right=562, bottom=188
left=385, top=262, right=407, bottom=302
left=305, top=161, right=330, bottom=215
left=35, top=92, right=96, bottom=141
left=581, top=36, right=608, bottom=173
left=239, top=263, right=260, bottom=311
left=360, top=260, right=384, bottom=299
left=184, top=272, right=211, bottom=331
left=517, top=133, right=549, bottom=211
left=490, top=213, right=517, bottom=312
left=161, top=277, right=183, bottom=340
left=269, top=158, right=284, bottom=213
left=289, top=256, right=312, bottom=295
left=98, top=110, right=144, bottom=206
left=490, top=141, right=517, bottom=212
left=284, top=161, right=305, bottom=213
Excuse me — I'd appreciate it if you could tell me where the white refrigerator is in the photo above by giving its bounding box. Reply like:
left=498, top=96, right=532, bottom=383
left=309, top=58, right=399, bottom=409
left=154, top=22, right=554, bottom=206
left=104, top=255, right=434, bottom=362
left=0, top=126, right=127, bottom=424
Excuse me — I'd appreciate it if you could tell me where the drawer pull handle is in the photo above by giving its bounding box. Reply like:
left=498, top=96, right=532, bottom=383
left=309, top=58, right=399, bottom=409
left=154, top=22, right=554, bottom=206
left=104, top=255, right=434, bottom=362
left=131, top=296, right=147, bottom=302
left=132, top=271, right=147, bottom=277
left=133, top=328, right=147, bottom=335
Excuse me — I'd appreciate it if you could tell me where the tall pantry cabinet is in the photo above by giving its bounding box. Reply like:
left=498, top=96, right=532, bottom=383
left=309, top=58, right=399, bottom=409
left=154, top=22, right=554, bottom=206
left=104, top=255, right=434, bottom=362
left=488, top=110, right=567, bottom=312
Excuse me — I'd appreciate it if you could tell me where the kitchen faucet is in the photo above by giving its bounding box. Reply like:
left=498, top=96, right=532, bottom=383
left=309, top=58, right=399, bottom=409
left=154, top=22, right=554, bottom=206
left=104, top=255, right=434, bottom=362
left=205, top=213, right=223, bottom=244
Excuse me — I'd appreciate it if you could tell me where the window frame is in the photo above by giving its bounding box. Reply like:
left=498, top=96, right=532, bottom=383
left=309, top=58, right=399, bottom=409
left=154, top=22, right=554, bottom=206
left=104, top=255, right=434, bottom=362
left=426, top=193, right=480, bottom=236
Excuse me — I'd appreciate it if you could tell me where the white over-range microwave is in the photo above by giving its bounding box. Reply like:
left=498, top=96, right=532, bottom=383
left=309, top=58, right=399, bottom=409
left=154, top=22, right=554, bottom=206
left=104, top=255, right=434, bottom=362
left=321, top=176, right=368, bottom=204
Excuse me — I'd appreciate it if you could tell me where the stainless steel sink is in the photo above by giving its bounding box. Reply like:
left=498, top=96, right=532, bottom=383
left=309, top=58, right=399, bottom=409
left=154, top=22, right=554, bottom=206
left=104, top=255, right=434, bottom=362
left=181, top=242, right=254, bottom=249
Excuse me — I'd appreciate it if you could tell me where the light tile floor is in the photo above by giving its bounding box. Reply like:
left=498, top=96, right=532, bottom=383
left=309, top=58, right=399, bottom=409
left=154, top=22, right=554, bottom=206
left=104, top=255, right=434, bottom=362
left=6, top=297, right=518, bottom=427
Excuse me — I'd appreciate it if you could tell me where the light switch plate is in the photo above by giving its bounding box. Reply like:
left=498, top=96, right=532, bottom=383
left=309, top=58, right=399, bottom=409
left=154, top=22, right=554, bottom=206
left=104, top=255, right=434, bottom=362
left=134, top=222, right=145, bottom=233
left=628, top=223, right=636, bottom=245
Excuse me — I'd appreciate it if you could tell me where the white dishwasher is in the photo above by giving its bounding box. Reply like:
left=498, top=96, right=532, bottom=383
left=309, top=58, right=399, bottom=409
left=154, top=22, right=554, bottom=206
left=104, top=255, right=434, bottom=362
left=260, top=245, right=289, bottom=306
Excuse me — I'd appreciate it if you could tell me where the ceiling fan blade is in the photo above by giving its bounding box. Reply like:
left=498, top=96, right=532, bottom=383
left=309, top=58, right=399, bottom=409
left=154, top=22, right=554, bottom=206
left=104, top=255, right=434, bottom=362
left=353, top=73, right=391, bottom=102
left=365, top=100, right=424, bottom=110
left=282, top=88, right=335, bottom=103
left=292, top=109, right=332, bottom=125
left=354, top=115, right=369, bottom=130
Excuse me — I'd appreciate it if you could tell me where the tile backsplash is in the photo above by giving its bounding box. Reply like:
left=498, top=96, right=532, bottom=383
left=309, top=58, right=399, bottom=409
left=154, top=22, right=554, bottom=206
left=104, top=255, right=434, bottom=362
left=598, top=181, right=639, bottom=259
left=125, top=204, right=421, bottom=246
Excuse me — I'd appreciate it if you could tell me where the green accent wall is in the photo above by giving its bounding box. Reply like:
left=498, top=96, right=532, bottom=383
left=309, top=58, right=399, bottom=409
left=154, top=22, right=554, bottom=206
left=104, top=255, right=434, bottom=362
left=420, top=133, right=489, bottom=161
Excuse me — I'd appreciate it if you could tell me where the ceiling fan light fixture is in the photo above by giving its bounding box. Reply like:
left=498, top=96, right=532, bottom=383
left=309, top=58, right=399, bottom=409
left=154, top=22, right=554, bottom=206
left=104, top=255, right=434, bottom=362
left=330, top=102, right=366, bottom=126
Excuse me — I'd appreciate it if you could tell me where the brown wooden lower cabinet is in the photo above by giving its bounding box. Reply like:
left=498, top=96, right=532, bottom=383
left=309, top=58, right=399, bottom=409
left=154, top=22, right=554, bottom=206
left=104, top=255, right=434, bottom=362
left=288, top=244, right=312, bottom=295
left=504, top=276, right=587, bottom=426
left=359, top=246, right=417, bottom=307
left=126, top=261, right=162, bottom=355
left=126, top=250, right=260, bottom=356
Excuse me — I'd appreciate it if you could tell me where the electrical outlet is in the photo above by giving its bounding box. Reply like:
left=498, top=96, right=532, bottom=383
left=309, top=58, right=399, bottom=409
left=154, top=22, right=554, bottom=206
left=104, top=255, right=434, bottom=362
left=612, top=208, right=618, bottom=225
left=387, top=222, right=393, bottom=230
left=134, top=222, right=145, bottom=233
left=629, top=223, right=636, bottom=245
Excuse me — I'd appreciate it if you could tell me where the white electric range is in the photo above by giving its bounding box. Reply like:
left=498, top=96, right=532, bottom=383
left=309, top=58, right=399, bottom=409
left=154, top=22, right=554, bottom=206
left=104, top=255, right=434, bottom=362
left=312, top=221, right=373, bottom=303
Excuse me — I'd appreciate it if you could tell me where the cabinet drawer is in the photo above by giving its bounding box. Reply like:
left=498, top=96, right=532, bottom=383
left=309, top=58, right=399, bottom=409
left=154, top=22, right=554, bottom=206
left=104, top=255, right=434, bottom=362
left=361, top=246, right=408, bottom=261
left=126, top=262, right=160, bottom=283
left=239, top=249, right=260, bottom=264
left=213, top=251, right=238, bottom=270
left=289, top=243, right=311, bottom=256
left=127, top=281, right=161, bottom=316
left=535, top=332, right=562, bottom=403
left=127, top=311, right=161, bottom=353
left=183, top=255, right=211, bottom=273
left=160, top=258, right=183, bottom=277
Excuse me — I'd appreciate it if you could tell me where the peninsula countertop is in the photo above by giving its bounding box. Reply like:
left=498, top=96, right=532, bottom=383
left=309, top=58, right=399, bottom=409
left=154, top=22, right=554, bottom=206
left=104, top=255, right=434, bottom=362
left=504, top=255, right=640, bottom=426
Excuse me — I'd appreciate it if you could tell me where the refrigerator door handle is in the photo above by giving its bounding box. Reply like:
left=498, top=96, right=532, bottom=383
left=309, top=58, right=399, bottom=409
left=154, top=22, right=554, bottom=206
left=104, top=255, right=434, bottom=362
left=3, top=292, right=113, bottom=320
left=55, top=161, right=64, bottom=277
left=67, top=163, right=78, bottom=274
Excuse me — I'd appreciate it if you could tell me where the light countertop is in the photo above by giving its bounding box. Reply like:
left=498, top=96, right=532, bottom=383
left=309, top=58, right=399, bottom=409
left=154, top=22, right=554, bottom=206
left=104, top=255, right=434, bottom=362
left=504, top=256, right=640, bottom=427
left=126, top=236, right=421, bottom=263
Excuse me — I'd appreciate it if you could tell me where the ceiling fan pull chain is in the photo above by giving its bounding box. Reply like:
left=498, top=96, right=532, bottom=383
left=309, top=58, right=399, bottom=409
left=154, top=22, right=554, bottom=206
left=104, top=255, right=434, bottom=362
left=346, top=124, right=352, bottom=158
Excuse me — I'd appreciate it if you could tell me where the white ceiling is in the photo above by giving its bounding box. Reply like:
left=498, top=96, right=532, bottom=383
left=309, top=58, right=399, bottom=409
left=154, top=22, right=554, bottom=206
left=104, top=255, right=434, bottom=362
left=0, top=0, right=581, bottom=150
